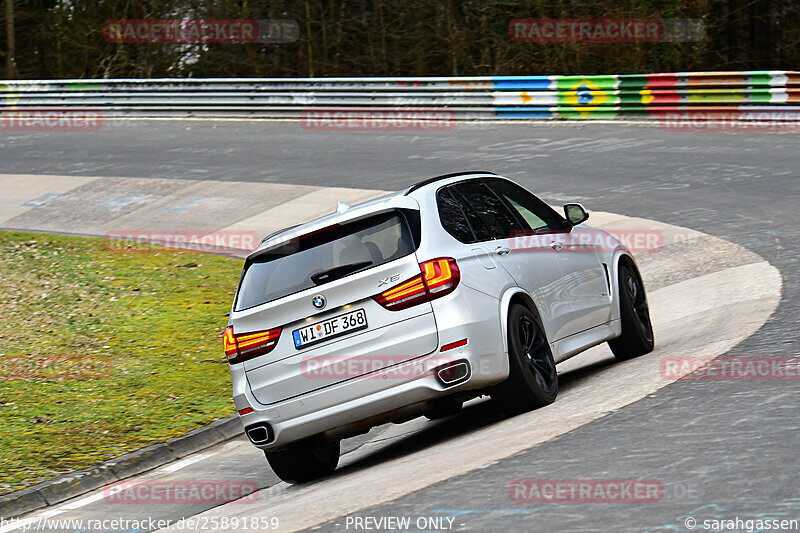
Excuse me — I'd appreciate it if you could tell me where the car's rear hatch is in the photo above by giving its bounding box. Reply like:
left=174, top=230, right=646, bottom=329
left=230, top=207, right=439, bottom=405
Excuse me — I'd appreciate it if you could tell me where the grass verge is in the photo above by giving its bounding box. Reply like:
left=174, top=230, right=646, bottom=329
left=0, top=230, right=243, bottom=495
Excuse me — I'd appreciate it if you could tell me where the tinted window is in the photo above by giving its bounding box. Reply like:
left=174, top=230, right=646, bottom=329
left=235, top=211, right=416, bottom=310
left=436, top=188, right=474, bottom=243
left=486, top=179, right=567, bottom=232
left=449, top=187, right=494, bottom=242
left=453, top=181, right=523, bottom=240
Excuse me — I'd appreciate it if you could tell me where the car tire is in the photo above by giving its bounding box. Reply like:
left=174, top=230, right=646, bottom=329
left=491, top=304, right=558, bottom=415
left=265, top=437, right=340, bottom=484
left=608, top=262, right=654, bottom=360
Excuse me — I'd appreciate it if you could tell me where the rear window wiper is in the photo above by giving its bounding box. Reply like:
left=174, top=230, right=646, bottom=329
left=310, top=261, right=373, bottom=285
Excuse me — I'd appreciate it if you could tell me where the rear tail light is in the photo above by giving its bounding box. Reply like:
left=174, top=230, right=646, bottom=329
left=373, top=275, right=427, bottom=309
left=223, top=325, right=282, bottom=365
left=374, top=257, right=460, bottom=311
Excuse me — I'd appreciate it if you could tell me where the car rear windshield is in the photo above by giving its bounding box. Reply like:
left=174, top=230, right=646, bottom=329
left=235, top=210, right=418, bottom=311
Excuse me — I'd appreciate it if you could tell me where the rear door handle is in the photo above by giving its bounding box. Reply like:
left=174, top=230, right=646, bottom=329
left=495, top=246, right=510, bottom=256
left=550, top=241, right=563, bottom=250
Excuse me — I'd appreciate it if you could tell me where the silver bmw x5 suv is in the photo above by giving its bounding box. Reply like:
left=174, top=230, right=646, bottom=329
left=224, top=171, right=654, bottom=483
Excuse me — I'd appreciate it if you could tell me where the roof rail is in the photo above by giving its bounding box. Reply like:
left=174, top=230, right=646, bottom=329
left=404, top=170, right=498, bottom=195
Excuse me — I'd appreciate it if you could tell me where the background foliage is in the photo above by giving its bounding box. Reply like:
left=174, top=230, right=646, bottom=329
left=1, top=1, right=798, bottom=79
left=2, top=0, right=799, bottom=79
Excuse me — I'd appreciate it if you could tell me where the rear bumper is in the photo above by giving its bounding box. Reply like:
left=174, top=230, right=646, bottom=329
left=234, top=352, right=489, bottom=449
left=239, top=360, right=443, bottom=449
left=233, top=285, right=508, bottom=449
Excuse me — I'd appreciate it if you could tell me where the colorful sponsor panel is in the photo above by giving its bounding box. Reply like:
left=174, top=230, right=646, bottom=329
left=3, top=72, right=800, bottom=123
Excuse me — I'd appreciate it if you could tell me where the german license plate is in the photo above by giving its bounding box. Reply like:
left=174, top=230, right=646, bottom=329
left=292, top=308, right=368, bottom=349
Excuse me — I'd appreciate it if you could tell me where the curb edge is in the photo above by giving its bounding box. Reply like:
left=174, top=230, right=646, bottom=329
left=0, top=416, right=241, bottom=519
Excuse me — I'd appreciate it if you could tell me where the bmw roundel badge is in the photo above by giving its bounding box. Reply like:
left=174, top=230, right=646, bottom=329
left=312, top=295, right=326, bottom=309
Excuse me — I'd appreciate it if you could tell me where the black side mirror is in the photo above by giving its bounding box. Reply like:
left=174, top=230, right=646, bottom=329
left=564, top=203, right=589, bottom=226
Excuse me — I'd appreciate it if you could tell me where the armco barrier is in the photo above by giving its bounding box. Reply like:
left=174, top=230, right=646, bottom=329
left=1, top=71, right=799, bottom=121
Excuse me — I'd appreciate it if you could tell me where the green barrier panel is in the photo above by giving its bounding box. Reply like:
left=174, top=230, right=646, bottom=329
left=66, top=82, right=99, bottom=91
left=556, top=75, right=619, bottom=91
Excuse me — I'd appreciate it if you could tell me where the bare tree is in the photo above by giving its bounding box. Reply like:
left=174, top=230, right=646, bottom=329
left=2, top=0, right=797, bottom=79
left=5, top=0, right=18, bottom=78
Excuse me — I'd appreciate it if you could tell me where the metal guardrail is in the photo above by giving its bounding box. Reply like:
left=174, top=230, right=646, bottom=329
left=1, top=71, right=799, bottom=120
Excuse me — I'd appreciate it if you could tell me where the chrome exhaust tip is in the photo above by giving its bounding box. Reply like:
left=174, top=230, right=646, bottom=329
left=434, top=359, right=471, bottom=387
left=245, top=423, right=274, bottom=445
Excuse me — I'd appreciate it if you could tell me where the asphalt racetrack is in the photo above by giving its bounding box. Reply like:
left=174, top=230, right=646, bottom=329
left=1, top=120, right=797, bottom=532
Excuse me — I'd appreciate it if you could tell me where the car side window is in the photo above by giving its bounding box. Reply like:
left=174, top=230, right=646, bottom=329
left=436, top=188, right=475, bottom=243
left=486, top=178, right=568, bottom=232
left=452, top=181, right=523, bottom=240
left=449, top=187, right=494, bottom=242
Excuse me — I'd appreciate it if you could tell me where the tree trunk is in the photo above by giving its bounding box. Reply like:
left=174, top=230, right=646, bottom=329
left=5, top=0, right=18, bottom=78
left=305, top=0, right=314, bottom=77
